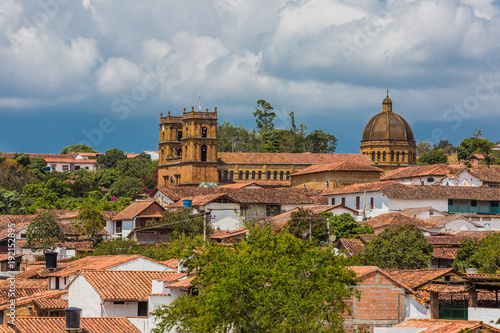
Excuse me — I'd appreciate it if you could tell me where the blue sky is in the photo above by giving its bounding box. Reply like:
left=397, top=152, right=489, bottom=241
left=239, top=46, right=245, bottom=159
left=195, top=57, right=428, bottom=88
left=2, top=0, right=500, bottom=154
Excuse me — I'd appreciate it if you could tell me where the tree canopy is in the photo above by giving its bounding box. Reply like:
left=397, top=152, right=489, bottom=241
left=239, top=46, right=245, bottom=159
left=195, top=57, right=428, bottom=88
left=60, top=144, right=97, bottom=154
left=26, top=211, right=65, bottom=251
left=152, top=227, right=357, bottom=333
left=360, top=224, right=433, bottom=269
left=97, top=148, right=127, bottom=169
left=150, top=208, right=210, bottom=241
left=72, top=205, right=107, bottom=242
left=323, top=212, right=374, bottom=239
left=417, top=148, right=448, bottom=165
left=453, top=233, right=500, bottom=273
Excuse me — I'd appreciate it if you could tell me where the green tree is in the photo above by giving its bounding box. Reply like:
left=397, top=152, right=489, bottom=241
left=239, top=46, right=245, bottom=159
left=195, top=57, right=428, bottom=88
left=286, top=208, right=329, bottom=243
left=417, top=148, right=448, bottom=165
left=26, top=211, right=65, bottom=251
left=72, top=205, right=107, bottom=242
left=96, top=169, right=121, bottom=189
left=0, top=189, right=23, bottom=214
left=453, top=233, right=500, bottom=273
left=92, top=239, right=141, bottom=256
left=253, top=99, right=276, bottom=132
left=416, top=141, right=434, bottom=156
left=109, top=176, right=141, bottom=198
left=304, top=129, right=337, bottom=153
left=0, top=159, right=38, bottom=192
left=457, top=130, right=494, bottom=161
left=435, top=140, right=455, bottom=154
left=96, top=148, right=126, bottom=169
left=60, top=144, right=97, bottom=154
left=151, top=208, right=210, bottom=240
left=360, top=224, right=433, bottom=269
left=323, top=212, right=374, bottom=239
left=152, top=227, right=357, bottom=333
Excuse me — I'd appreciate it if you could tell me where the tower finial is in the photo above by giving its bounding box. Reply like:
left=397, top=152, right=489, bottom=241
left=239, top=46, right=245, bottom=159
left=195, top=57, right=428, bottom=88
left=387, top=88, right=389, bottom=97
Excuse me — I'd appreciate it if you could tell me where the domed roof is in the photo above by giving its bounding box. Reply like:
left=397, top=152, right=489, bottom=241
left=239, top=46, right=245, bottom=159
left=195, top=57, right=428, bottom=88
left=362, top=92, right=415, bottom=142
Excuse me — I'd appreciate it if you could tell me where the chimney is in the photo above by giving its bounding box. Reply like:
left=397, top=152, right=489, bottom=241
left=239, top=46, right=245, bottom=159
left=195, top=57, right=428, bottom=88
left=65, top=307, right=82, bottom=332
left=45, top=251, right=58, bottom=270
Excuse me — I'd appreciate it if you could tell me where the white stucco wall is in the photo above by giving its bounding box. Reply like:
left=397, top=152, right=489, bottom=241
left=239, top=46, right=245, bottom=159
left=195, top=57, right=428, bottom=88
left=68, top=275, right=102, bottom=317
left=438, top=218, right=480, bottom=233
left=102, top=301, right=140, bottom=317
left=404, top=295, right=429, bottom=320
left=456, top=172, right=483, bottom=187
left=127, top=317, right=148, bottom=333
left=109, top=257, right=172, bottom=271
left=413, top=210, right=446, bottom=219
left=329, top=192, right=389, bottom=219
left=388, top=198, right=448, bottom=213
left=468, top=307, right=500, bottom=328
left=148, top=289, right=186, bottom=333
left=104, top=220, right=114, bottom=235
left=121, top=219, right=135, bottom=238
left=153, top=191, right=175, bottom=207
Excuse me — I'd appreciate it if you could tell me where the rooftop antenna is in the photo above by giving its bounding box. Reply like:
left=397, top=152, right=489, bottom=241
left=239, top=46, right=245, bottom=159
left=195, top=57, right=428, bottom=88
left=198, top=93, right=201, bottom=112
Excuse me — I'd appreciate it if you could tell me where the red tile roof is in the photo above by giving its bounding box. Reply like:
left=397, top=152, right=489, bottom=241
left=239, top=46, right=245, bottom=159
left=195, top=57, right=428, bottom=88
left=453, top=230, right=500, bottom=241
left=348, top=266, right=415, bottom=293
left=289, top=159, right=383, bottom=177
left=381, top=164, right=460, bottom=181
left=10, top=317, right=141, bottom=332
left=322, top=181, right=397, bottom=196
left=210, top=228, right=249, bottom=239
left=217, top=152, right=372, bottom=166
left=32, top=297, right=68, bottom=310
left=384, top=268, right=454, bottom=290
left=0, top=290, right=67, bottom=311
left=75, top=270, right=177, bottom=301
left=338, top=238, right=365, bottom=256
left=381, top=183, right=500, bottom=201
left=398, top=206, right=435, bottom=217
left=167, top=275, right=195, bottom=288
left=0, top=215, right=36, bottom=240
left=394, top=319, right=500, bottom=333
left=112, top=200, right=164, bottom=221
left=426, top=214, right=480, bottom=227
left=467, top=165, right=500, bottom=182
left=364, top=212, right=435, bottom=231
left=431, top=247, right=459, bottom=260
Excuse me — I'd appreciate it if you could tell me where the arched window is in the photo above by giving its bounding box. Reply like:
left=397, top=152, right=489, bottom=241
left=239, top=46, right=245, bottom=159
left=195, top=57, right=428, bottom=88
left=371, top=151, right=375, bottom=161
left=402, top=152, right=405, bottom=162
left=274, top=171, right=278, bottom=180
left=202, top=127, right=207, bottom=138
left=229, top=171, right=234, bottom=180
left=177, top=130, right=183, bottom=141
left=252, top=171, right=256, bottom=180
left=286, top=171, right=290, bottom=179
left=245, top=171, right=249, bottom=180
left=177, top=148, right=182, bottom=157
left=396, top=152, right=399, bottom=162
left=280, top=171, right=284, bottom=180
left=377, top=151, right=381, bottom=162
left=239, top=171, right=243, bottom=180
left=267, top=171, right=271, bottom=180
left=223, top=171, right=228, bottom=179
left=201, top=145, right=207, bottom=161
left=258, top=171, right=262, bottom=180
left=383, top=151, right=386, bottom=162
left=391, top=151, right=394, bottom=162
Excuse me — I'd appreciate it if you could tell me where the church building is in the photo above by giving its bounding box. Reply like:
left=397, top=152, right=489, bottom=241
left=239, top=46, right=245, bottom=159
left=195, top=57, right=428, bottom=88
left=360, top=91, right=416, bottom=169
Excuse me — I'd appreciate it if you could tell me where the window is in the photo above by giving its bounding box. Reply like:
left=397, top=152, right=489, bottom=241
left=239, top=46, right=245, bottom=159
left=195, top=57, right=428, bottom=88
left=138, top=302, right=148, bottom=316
left=370, top=197, right=374, bottom=209
left=239, top=171, right=243, bottom=180
left=280, top=171, right=284, bottom=180
left=267, top=171, right=271, bottom=180
left=396, top=152, right=400, bottom=162
left=371, top=151, right=375, bottom=161
left=356, top=196, right=360, bottom=210
left=116, top=221, right=122, bottom=234
left=75, top=166, right=80, bottom=170
left=177, top=130, right=183, bottom=141
left=55, top=278, right=60, bottom=290
left=229, top=171, right=234, bottom=180
left=201, top=145, right=207, bottom=161
left=177, top=148, right=182, bottom=157
left=471, top=200, right=477, bottom=207
left=223, top=171, right=228, bottom=179
left=448, top=199, right=454, bottom=206
left=274, top=171, right=278, bottom=180
left=202, top=126, right=207, bottom=137
left=377, top=151, right=381, bottom=162
left=331, top=198, right=335, bottom=205
left=391, top=151, right=394, bottom=162
left=383, top=151, right=386, bottom=161
left=252, top=171, right=256, bottom=180
left=62, top=165, right=69, bottom=171
left=427, top=177, right=434, bottom=183
left=341, top=197, right=345, bottom=205
left=258, top=171, right=262, bottom=180
left=266, top=204, right=281, bottom=217
left=114, top=301, right=125, bottom=305
left=245, top=171, right=249, bottom=180
left=286, top=171, right=290, bottom=179
left=218, top=171, right=222, bottom=180
left=402, top=152, right=405, bottom=162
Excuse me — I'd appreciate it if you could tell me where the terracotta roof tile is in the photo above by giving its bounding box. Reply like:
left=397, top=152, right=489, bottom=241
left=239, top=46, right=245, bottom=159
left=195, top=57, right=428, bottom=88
left=467, top=165, right=500, bottom=182
left=0, top=326, right=14, bottom=332
left=424, top=236, right=462, bottom=246
left=322, top=181, right=397, bottom=196
left=76, top=270, right=177, bottom=301
left=384, top=268, right=454, bottom=290
left=398, top=206, right=435, bottom=217
left=381, top=183, right=500, bottom=201
left=217, top=152, right=371, bottom=166
left=420, top=283, right=472, bottom=293
left=0, top=290, right=66, bottom=310
left=381, top=164, right=460, bottom=181
left=453, top=230, right=500, bottom=241
left=364, top=212, right=435, bottom=231
left=219, top=182, right=262, bottom=188
left=425, top=214, right=481, bottom=228
left=210, top=228, right=249, bottom=239
left=338, top=238, right=365, bottom=256
left=160, top=258, right=179, bottom=270
left=431, top=247, right=459, bottom=260
left=0, top=215, right=36, bottom=240
left=32, top=297, right=68, bottom=310
left=113, top=200, right=164, bottom=221
left=167, top=275, right=195, bottom=288
left=45, top=254, right=145, bottom=278
left=394, top=319, right=500, bottom=333
left=10, top=317, right=141, bottom=332
left=289, top=159, right=382, bottom=177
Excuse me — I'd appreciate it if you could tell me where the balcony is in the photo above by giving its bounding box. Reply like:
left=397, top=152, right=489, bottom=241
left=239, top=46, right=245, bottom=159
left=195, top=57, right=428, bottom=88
left=448, top=199, right=500, bottom=214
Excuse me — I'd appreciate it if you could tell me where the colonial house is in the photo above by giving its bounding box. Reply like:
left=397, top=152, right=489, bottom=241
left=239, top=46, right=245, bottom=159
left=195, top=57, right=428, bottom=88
left=110, top=200, right=165, bottom=238
left=380, top=164, right=460, bottom=185
left=448, top=166, right=500, bottom=188
left=0, top=290, right=67, bottom=324
left=391, top=318, right=500, bottom=332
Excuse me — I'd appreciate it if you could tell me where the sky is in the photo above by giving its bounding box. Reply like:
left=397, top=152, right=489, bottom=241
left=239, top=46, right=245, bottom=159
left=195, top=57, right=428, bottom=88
left=2, top=0, right=500, bottom=154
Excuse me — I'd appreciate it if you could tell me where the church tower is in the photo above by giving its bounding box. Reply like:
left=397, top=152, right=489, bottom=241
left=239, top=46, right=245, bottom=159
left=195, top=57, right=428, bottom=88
left=158, top=106, right=218, bottom=186
left=360, top=91, right=417, bottom=169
